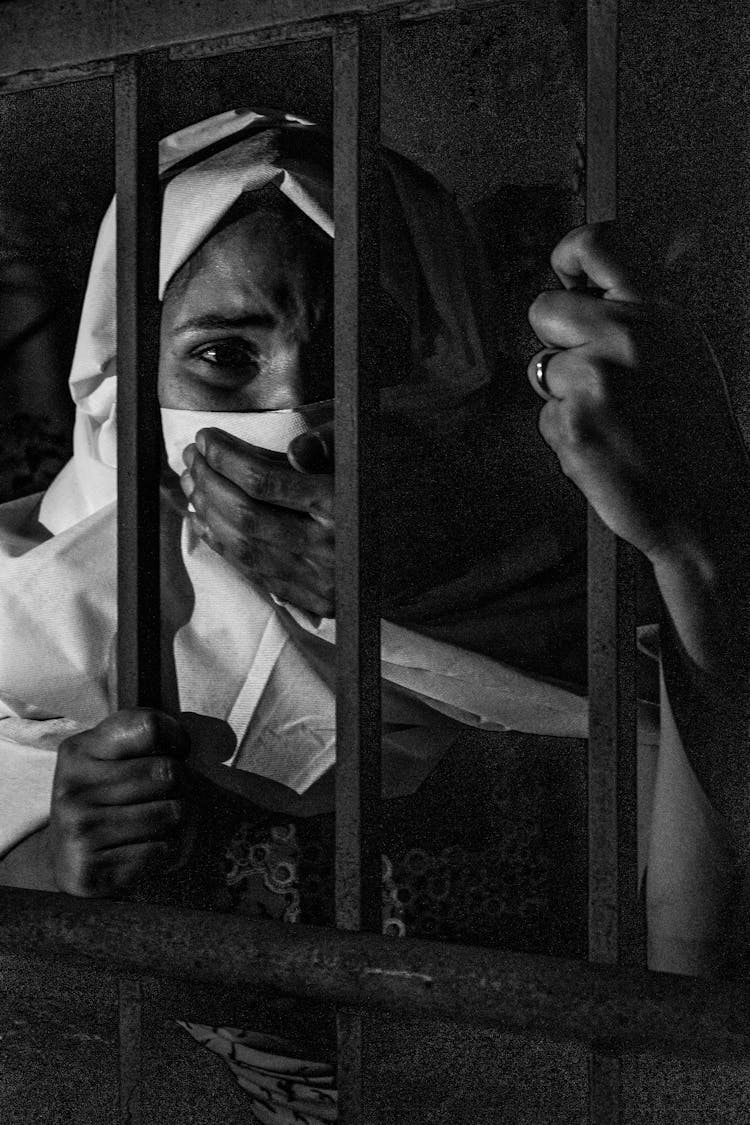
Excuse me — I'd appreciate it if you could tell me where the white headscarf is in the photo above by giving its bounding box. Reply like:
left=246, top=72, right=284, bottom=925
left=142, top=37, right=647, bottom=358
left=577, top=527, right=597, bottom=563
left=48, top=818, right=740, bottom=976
left=39, top=107, right=499, bottom=535
left=40, top=109, right=335, bottom=534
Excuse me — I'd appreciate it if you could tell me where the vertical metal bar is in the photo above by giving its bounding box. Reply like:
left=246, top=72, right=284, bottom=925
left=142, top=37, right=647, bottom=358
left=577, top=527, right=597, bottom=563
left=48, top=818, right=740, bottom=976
left=115, top=54, right=162, bottom=712
left=333, top=18, right=383, bottom=1125
left=114, top=54, right=161, bottom=1125
left=586, top=2, right=640, bottom=1122
left=118, top=979, right=144, bottom=1125
left=332, top=17, right=383, bottom=944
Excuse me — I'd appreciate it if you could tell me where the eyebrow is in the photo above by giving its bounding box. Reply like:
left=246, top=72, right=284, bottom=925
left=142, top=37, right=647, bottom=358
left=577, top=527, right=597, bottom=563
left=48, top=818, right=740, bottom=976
left=173, top=312, right=277, bottom=334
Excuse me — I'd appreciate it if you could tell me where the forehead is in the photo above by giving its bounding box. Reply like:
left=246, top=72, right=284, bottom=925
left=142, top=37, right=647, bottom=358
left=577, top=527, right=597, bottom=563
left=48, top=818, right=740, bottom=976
left=163, top=208, right=319, bottom=325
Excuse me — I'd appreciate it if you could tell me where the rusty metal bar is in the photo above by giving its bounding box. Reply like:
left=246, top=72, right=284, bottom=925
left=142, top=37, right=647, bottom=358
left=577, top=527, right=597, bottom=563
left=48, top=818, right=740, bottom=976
left=0, top=0, right=516, bottom=81
left=115, top=55, right=162, bottom=712
left=0, top=57, right=114, bottom=92
left=114, top=54, right=163, bottom=1125
left=333, top=19, right=383, bottom=1123
left=585, top=0, right=640, bottom=1121
left=169, top=17, right=346, bottom=59
left=2, top=887, right=750, bottom=1058
left=333, top=18, right=383, bottom=938
left=586, top=0, right=641, bottom=970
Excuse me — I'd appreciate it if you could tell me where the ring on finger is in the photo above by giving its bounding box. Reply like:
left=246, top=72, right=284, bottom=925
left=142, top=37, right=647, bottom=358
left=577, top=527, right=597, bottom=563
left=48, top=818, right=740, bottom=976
left=534, top=351, right=558, bottom=398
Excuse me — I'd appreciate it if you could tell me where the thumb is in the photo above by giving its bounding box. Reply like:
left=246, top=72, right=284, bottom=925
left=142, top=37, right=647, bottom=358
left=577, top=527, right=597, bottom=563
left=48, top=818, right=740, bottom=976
left=287, top=421, right=335, bottom=474
left=550, top=222, right=644, bottom=303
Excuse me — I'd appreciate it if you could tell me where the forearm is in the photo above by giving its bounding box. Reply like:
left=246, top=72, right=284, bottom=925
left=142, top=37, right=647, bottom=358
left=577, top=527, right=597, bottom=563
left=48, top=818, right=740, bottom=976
left=650, top=525, right=750, bottom=913
left=650, top=529, right=750, bottom=687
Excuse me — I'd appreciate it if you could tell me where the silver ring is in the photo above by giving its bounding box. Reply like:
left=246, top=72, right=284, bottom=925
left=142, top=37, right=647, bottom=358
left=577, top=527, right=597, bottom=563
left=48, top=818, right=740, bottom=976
left=535, top=352, right=556, bottom=397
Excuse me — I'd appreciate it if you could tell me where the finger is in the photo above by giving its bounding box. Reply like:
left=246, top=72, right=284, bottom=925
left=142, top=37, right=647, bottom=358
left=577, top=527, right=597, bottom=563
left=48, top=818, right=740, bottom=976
left=527, top=349, right=561, bottom=401
left=196, top=520, right=335, bottom=613
left=528, top=288, right=641, bottom=352
left=287, top=422, right=335, bottom=474
left=56, top=840, right=176, bottom=897
left=261, top=575, right=336, bottom=618
left=63, top=710, right=190, bottom=764
left=527, top=346, right=613, bottom=404
left=549, top=223, right=644, bottom=302
left=62, top=755, right=186, bottom=806
left=59, top=799, right=187, bottom=852
left=191, top=428, right=333, bottom=517
left=186, top=452, right=333, bottom=554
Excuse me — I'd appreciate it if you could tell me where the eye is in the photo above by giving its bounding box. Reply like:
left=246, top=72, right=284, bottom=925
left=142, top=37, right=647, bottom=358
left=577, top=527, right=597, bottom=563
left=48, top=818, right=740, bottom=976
left=194, top=339, right=258, bottom=369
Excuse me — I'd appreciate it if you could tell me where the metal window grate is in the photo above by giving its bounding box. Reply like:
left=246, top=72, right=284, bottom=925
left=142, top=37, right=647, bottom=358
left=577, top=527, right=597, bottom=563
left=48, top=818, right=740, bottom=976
left=0, top=2, right=699, bottom=1123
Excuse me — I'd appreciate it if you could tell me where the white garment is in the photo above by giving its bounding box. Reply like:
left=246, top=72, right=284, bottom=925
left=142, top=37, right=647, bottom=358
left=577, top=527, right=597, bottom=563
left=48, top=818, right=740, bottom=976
left=0, top=110, right=732, bottom=977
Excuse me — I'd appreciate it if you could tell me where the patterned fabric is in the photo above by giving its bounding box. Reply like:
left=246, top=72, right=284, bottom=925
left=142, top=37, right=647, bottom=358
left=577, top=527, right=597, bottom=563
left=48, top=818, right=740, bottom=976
left=178, top=733, right=585, bottom=1117
left=177, top=1023, right=337, bottom=1125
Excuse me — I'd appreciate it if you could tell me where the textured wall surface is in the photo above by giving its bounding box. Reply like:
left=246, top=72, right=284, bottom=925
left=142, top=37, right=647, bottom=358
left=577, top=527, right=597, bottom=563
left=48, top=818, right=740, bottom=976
left=0, top=1, right=748, bottom=1121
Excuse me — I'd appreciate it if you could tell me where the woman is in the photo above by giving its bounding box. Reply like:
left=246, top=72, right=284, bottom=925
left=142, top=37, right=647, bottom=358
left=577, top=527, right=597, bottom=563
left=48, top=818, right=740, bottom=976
left=0, top=108, right=743, bottom=1116
left=0, top=107, right=600, bottom=1118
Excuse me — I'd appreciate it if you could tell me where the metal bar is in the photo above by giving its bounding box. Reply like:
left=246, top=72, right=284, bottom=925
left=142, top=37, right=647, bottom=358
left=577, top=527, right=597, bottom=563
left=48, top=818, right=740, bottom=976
left=586, top=0, right=641, bottom=970
left=0, top=0, right=513, bottom=81
left=114, top=54, right=162, bottom=1125
left=118, top=979, right=143, bottom=1125
left=169, top=17, right=346, bottom=60
left=585, top=1, right=638, bottom=1121
left=333, top=19, right=383, bottom=938
left=333, top=19, right=383, bottom=1123
left=587, top=522, right=640, bottom=966
left=166, top=0, right=466, bottom=57
left=337, top=1008, right=375, bottom=1125
left=2, top=887, right=750, bottom=1058
left=115, top=55, right=162, bottom=711
left=0, top=58, right=115, bottom=92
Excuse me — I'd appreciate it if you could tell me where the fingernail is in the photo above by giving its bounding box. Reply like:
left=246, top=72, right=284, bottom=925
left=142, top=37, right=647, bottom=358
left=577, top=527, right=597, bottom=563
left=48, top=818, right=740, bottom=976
left=179, top=470, right=194, bottom=499
left=182, top=444, right=196, bottom=470
left=288, top=431, right=331, bottom=474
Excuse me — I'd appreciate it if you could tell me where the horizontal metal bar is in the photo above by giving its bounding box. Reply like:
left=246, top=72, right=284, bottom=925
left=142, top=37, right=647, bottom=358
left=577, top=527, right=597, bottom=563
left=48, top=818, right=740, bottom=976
left=0, top=57, right=114, bottom=92
left=168, top=0, right=464, bottom=56
left=1, top=887, right=750, bottom=1059
left=169, top=17, right=347, bottom=60
left=0, top=0, right=512, bottom=82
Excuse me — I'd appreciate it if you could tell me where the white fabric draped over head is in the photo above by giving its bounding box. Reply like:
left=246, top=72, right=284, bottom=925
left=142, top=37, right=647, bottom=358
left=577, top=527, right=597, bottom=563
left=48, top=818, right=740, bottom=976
left=39, top=107, right=498, bottom=535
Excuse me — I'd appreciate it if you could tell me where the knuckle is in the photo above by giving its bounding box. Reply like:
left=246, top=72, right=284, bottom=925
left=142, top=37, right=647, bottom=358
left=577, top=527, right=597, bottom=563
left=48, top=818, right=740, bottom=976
left=153, top=757, right=176, bottom=787
left=133, top=708, right=161, bottom=745
left=56, top=848, right=100, bottom=897
left=246, top=468, right=274, bottom=502
left=53, top=797, right=90, bottom=838
left=236, top=500, right=258, bottom=538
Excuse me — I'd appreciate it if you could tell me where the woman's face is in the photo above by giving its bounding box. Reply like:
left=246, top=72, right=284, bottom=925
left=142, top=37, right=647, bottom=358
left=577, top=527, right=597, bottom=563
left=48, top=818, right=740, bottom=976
left=158, top=208, right=333, bottom=411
